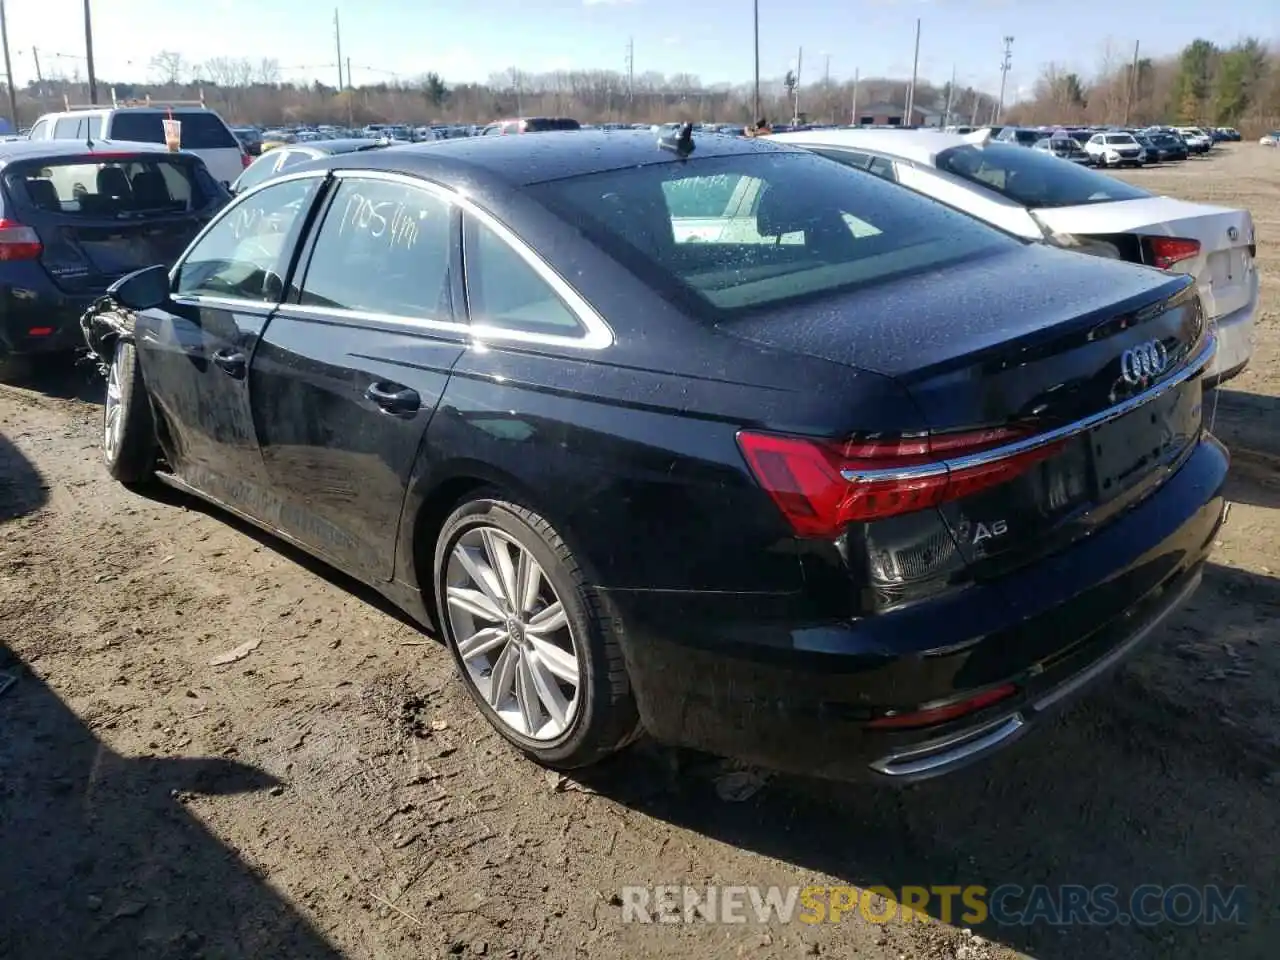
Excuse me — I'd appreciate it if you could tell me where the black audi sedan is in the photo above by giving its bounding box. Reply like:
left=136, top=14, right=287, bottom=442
left=82, top=130, right=1227, bottom=783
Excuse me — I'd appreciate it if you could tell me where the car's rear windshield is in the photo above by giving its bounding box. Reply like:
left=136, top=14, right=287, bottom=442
left=530, top=150, right=1015, bottom=316
left=1013, top=129, right=1041, bottom=144
left=935, top=143, right=1150, bottom=209
left=109, top=111, right=239, bottom=149
left=5, top=156, right=210, bottom=217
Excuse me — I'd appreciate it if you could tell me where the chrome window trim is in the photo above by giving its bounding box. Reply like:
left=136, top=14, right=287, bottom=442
left=173, top=293, right=276, bottom=312
left=331, top=168, right=613, bottom=350
left=841, top=332, right=1217, bottom=483
left=272, top=302, right=607, bottom=352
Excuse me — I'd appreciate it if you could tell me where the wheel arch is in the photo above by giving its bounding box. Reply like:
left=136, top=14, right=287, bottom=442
left=397, top=458, right=599, bottom=631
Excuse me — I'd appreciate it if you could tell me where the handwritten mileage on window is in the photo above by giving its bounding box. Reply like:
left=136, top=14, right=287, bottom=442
left=338, top=188, right=425, bottom=251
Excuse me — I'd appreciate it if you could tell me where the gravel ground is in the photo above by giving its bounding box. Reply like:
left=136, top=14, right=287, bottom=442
left=0, top=144, right=1277, bottom=960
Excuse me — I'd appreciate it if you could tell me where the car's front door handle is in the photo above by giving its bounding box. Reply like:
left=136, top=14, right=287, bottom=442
left=212, top=348, right=247, bottom=379
left=365, top=382, right=421, bottom=416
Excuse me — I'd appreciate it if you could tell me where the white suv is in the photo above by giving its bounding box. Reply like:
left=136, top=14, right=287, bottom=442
left=1084, top=132, right=1147, bottom=167
left=27, top=105, right=248, bottom=185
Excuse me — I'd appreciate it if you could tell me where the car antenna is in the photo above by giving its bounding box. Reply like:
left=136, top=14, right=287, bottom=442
left=659, top=122, right=696, bottom=158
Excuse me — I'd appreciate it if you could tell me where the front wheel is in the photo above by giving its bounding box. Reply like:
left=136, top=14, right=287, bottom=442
left=103, top=339, right=156, bottom=484
left=434, top=495, right=640, bottom=769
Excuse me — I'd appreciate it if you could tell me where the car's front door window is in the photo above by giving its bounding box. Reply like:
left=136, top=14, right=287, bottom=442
left=174, top=177, right=317, bottom=302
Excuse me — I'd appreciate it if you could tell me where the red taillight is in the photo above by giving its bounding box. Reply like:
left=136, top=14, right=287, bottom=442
left=27, top=327, right=53, bottom=337
left=241, top=153, right=253, bottom=168
left=1147, top=236, right=1200, bottom=269
left=0, top=218, right=43, bottom=261
left=737, top=427, right=1064, bottom=538
left=866, top=683, right=1018, bottom=730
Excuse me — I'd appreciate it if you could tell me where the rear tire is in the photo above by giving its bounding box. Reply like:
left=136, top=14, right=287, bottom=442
left=433, top=494, right=640, bottom=770
left=103, top=340, right=156, bottom=485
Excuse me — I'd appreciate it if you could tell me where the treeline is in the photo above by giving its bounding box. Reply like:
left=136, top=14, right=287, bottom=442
left=12, top=50, right=1000, bottom=128
left=1007, top=38, right=1278, bottom=134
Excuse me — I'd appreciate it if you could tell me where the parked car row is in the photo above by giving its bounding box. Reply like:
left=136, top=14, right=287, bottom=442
left=0, top=121, right=1248, bottom=785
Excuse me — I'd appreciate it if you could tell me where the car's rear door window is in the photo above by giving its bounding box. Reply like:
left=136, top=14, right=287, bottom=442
left=296, top=177, right=453, bottom=320
left=533, top=150, right=1012, bottom=315
left=52, top=116, right=101, bottom=139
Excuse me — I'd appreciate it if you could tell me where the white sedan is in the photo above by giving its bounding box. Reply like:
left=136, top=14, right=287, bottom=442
left=769, top=128, right=1258, bottom=384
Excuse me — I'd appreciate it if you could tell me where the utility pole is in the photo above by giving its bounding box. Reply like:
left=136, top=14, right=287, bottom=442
left=995, top=35, right=1013, bottom=124
left=1123, top=39, right=1140, bottom=125
left=625, top=37, right=634, bottom=116
left=752, top=0, right=760, bottom=122
left=824, top=53, right=831, bottom=123
left=0, top=0, right=14, bottom=129
left=794, top=46, right=802, bottom=121
left=943, top=63, right=956, bottom=127
left=905, top=17, right=921, bottom=123
left=334, top=8, right=344, bottom=90
left=851, top=67, right=859, bottom=125
left=83, top=0, right=98, bottom=104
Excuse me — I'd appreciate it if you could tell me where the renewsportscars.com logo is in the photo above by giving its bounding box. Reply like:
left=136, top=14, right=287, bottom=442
left=619, top=884, right=1249, bottom=927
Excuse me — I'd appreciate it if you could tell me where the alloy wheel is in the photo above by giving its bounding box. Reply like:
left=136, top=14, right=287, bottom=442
left=104, top=345, right=124, bottom=461
left=445, top=525, right=581, bottom=741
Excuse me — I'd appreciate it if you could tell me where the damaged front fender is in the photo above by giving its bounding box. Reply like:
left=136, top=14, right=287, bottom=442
left=79, top=297, right=136, bottom=371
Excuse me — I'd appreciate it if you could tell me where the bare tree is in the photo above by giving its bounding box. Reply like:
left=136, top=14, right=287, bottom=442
left=149, top=51, right=187, bottom=85
left=256, top=59, right=282, bottom=86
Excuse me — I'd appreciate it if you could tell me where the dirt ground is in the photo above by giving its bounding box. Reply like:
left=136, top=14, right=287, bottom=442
left=1, top=145, right=1278, bottom=960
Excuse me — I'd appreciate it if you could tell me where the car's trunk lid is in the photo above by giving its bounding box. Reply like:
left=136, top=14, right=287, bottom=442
left=1033, top=196, right=1257, bottom=320
left=719, top=244, right=1209, bottom=574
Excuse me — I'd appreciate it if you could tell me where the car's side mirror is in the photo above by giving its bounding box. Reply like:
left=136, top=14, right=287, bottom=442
left=109, top=264, right=171, bottom=311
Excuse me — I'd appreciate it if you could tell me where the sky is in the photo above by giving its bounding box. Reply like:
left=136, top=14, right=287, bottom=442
left=5, top=0, right=1275, bottom=100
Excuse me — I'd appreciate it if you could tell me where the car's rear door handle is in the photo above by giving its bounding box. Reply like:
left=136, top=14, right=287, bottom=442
left=365, top=381, right=421, bottom=416
left=212, top=348, right=247, bottom=378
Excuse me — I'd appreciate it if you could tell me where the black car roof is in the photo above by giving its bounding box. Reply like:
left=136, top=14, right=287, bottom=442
left=298, top=130, right=803, bottom=187
left=0, top=138, right=179, bottom=166
left=291, top=138, right=392, bottom=155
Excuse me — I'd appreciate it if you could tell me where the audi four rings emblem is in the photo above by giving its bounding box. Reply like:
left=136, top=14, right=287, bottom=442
left=1120, top=340, right=1170, bottom=384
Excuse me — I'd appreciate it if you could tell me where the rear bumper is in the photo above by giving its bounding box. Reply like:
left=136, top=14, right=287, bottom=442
left=0, top=282, right=97, bottom=356
left=1204, top=278, right=1258, bottom=384
left=608, top=435, right=1229, bottom=783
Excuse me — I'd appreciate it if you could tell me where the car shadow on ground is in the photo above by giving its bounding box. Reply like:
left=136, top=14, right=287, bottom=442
left=0, top=438, right=343, bottom=958
left=0, top=431, right=49, bottom=521
left=0, top=645, right=346, bottom=959
left=576, top=561, right=1280, bottom=960
left=1209, top=388, right=1280, bottom=510
left=0, top=353, right=106, bottom=404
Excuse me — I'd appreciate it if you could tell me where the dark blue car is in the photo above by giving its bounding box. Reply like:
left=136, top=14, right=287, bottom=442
left=0, top=139, right=227, bottom=376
